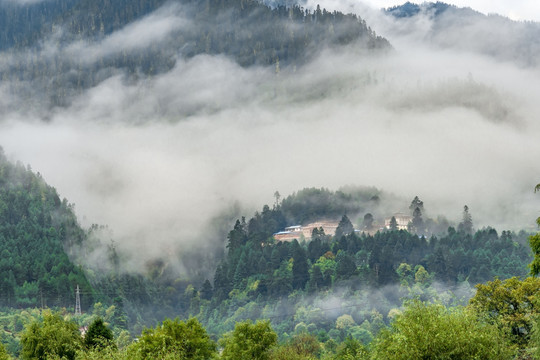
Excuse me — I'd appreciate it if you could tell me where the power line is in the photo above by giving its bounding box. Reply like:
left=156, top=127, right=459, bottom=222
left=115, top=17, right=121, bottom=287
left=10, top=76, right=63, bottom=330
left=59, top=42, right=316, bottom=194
left=75, top=285, right=81, bottom=316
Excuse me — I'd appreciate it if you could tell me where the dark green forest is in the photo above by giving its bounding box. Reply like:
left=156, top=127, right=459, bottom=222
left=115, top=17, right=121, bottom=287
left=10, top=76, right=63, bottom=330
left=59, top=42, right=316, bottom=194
left=185, top=195, right=531, bottom=339
left=0, top=149, right=93, bottom=309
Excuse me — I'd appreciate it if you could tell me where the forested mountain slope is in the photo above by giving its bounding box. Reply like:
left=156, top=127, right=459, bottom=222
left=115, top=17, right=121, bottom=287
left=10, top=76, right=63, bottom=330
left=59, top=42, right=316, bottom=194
left=0, top=148, right=93, bottom=309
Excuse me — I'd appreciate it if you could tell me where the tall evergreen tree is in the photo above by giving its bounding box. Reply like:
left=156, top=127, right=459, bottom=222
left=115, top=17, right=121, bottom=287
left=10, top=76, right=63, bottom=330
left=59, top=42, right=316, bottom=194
left=363, top=213, right=374, bottom=230
left=291, top=242, right=309, bottom=290
left=412, top=207, right=425, bottom=234
left=389, top=216, right=398, bottom=231
left=458, top=205, right=473, bottom=235
left=335, top=215, right=354, bottom=239
left=409, top=196, right=424, bottom=214
left=200, top=280, right=213, bottom=301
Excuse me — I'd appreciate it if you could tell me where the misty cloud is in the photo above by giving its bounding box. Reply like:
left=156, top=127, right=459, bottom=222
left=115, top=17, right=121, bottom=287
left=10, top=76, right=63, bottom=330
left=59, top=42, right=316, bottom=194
left=0, top=1, right=539, bottom=274
left=64, top=3, right=190, bottom=65
left=0, top=0, right=47, bottom=5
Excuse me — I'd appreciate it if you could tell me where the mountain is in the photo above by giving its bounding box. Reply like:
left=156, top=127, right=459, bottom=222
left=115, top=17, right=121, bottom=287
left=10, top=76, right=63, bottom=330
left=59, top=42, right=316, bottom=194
left=384, top=2, right=540, bottom=67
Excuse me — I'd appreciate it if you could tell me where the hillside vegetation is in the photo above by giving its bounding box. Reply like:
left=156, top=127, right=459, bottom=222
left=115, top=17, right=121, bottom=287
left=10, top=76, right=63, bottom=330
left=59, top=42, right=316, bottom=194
left=0, top=148, right=93, bottom=309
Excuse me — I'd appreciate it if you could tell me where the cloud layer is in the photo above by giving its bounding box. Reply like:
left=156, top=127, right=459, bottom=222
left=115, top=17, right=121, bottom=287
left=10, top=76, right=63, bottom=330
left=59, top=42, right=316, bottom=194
left=0, top=1, right=539, bottom=274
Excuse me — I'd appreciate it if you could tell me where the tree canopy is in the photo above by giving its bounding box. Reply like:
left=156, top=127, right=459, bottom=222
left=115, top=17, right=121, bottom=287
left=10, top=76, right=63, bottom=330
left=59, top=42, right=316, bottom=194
left=372, top=301, right=513, bottom=360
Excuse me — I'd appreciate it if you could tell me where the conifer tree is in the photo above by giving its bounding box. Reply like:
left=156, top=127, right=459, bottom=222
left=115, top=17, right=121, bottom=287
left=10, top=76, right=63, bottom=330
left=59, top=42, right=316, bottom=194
left=291, top=242, right=309, bottom=290
left=335, top=215, right=354, bottom=240
left=458, top=205, right=473, bottom=235
left=389, top=216, right=398, bottom=231
left=200, top=280, right=213, bottom=301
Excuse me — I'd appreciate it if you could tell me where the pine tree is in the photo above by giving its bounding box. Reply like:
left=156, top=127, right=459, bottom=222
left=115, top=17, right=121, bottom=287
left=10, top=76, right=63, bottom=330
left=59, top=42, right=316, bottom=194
left=233, top=251, right=249, bottom=289
left=363, top=213, right=374, bottom=230
left=292, top=242, right=309, bottom=290
left=409, top=196, right=424, bottom=214
left=411, top=207, right=425, bottom=234
left=389, top=216, right=398, bottom=231
left=458, top=205, right=473, bottom=235
left=200, top=280, right=213, bottom=301
left=309, top=266, right=324, bottom=291
left=335, top=215, right=354, bottom=240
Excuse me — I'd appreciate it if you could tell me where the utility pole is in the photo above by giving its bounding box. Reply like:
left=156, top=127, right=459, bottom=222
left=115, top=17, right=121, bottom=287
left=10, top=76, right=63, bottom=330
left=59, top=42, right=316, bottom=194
left=75, top=285, right=81, bottom=316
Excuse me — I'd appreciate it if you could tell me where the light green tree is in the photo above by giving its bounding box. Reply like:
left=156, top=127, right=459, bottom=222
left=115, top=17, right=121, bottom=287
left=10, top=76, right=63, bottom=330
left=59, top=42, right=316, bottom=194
left=0, top=342, right=11, bottom=360
left=371, top=301, right=513, bottom=360
left=84, top=317, right=114, bottom=350
left=220, top=320, right=277, bottom=360
left=129, top=317, right=216, bottom=360
left=335, top=315, right=356, bottom=330
left=333, top=337, right=369, bottom=360
left=470, top=276, right=540, bottom=346
left=20, top=312, right=83, bottom=360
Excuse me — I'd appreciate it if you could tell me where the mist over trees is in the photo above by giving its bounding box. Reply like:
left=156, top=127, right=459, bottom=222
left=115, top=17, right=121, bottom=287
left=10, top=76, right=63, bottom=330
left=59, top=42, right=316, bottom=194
left=383, top=1, right=540, bottom=67
left=0, top=0, right=539, bottom=358
left=0, top=142, right=538, bottom=358
left=0, top=0, right=389, bottom=109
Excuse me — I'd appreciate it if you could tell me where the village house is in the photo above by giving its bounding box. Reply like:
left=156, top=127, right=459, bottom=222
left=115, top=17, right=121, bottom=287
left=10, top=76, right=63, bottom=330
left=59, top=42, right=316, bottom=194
left=273, top=221, right=340, bottom=242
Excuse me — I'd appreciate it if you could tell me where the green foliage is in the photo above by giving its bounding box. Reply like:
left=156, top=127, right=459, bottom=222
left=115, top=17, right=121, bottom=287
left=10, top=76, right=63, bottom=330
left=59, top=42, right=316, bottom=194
left=269, top=345, right=316, bottom=360
left=268, top=333, right=320, bottom=360
left=20, top=312, right=83, bottom=360
left=0, top=342, right=10, bottom=360
left=470, top=277, right=540, bottom=345
left=531, top=233, right=540, bottom=276
left=332, top=337, right=369, bottom=360
left=84, top=317, right=114, bottom=350
left=530, top=314, right=540, bottom=360
left=372, top=301, right=513, bottom=360
left=129, top=318, right=216, bottom=360
left=0, top=149, right=93, bottom=308
left=280, top=187, right=383, bottom=225
left=192, top=192, right=532, bottom=341
left=335, top=215, right=354, bottom=240
left=220, top=320, right=278, bottom=360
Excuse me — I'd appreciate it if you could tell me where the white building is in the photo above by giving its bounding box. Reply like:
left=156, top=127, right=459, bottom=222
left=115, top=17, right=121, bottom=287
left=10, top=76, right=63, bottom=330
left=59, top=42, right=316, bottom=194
left=385, top=213, right=412, bottom=230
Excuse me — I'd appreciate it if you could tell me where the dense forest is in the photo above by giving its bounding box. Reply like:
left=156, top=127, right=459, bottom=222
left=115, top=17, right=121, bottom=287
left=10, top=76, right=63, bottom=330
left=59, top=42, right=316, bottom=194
left=1, top=276, right=540, bottom=359
left=0, top=149, right=93, bottom=309
left=181, top=196, right=531, bottom=339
